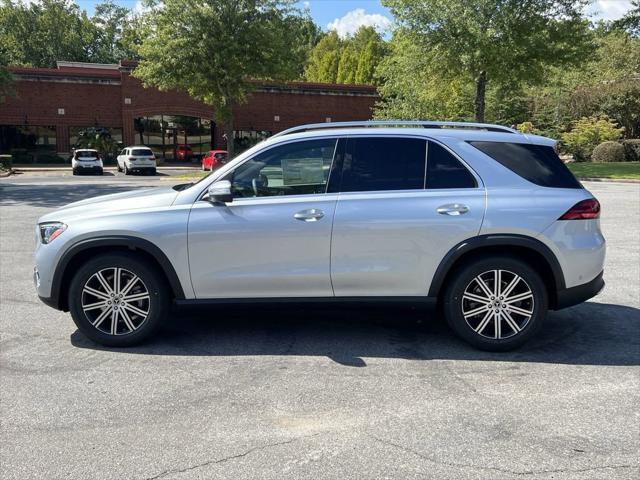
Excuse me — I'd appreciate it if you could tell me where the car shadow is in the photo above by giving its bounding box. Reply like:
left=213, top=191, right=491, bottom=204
left=71, top=301, right=640, bottom=367
left=0, top=183, right=157, bottom=208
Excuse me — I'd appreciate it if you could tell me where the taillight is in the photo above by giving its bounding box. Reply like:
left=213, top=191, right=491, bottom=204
left=128, top=156, right=135, bottom=161
left=558, top=198, right=600, bottom=220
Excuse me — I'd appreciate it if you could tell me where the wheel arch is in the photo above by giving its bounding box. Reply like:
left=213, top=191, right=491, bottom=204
left=429, top=234, right=565, bottom=309
left=52, top=236, right=185, bottom=311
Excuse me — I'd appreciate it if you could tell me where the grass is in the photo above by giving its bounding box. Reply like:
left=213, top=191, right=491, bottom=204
left=568, top=162, right=640, bottom=180
left=165, top=171, right=209, bottom=181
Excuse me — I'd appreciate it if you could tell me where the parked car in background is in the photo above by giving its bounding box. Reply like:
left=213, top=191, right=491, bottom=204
left=201, top=150, right=228, bottom=171
left=176, top=144, right=193, bottom=162
left=34, top=121, right=605, bottom=350
left=116, top=146, right=157, bottom=175
left=71, top=149, right=103, bottom=176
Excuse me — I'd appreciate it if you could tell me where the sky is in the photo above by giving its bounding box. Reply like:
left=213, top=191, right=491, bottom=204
left=73, top=0, right=636, bottom=38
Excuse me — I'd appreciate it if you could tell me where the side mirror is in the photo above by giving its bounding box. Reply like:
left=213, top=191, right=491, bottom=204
left=207, top=180, right=233, bottom=203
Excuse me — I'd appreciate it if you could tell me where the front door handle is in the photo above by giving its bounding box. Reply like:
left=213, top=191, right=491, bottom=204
left=294, top=208, right=325, bottom=222
left=437, top=204, right=470, bottom=216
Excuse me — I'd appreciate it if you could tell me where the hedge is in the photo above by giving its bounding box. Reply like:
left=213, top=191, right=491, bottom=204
left=0, top=154, right=11, bottom=170
left=591, top=141, right=625, bottom=163
left=622, top=139, right=640, bottom=162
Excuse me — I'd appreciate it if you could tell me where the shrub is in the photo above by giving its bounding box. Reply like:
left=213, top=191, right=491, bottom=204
left=591, top=141, right=625, bottom=163
left=0, top=154, right=11, bottom=170
left=622, top=139, right=640, bottom=162
left=516, top=122, right=535, bottom=134
left=36, top=153, right=67, bottom=164
left=560, top=116, right=625, bottom=162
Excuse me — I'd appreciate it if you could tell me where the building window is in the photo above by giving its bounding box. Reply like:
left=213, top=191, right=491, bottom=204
left=133, top=115, right=214, bottom=161
left=233, top=130, right=272, bottom=154
left=69, top=127, right=123, bottom=163
left=0, top=125, right=57, bottom=161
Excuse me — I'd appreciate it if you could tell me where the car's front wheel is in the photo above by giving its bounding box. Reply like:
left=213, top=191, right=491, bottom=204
left=68, top=253, right=170, bottom=347
left=443, top=256, right=547, bottom=351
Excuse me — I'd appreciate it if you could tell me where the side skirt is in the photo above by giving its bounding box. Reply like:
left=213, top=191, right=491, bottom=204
left=174, top=296, right=438, bottom=308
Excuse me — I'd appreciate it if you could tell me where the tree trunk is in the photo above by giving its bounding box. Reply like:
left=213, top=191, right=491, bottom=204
left=474, top=71, right=487, bottom=123
left=223, top=116, right=234, bottom=159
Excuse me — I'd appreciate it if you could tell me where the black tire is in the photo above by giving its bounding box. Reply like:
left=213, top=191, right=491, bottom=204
left=124, top=164, right=130, bottom=175
left=72, top=169, right=78, bottom=175
left=98, top=168, right=104, bottom=176
left=442, top=255, right=547, bottom=351
left=68, top=252, right=170, bottom=347
left=117, top=162, right=122, bottom=173
left=149, top=168, right=156, bottom=176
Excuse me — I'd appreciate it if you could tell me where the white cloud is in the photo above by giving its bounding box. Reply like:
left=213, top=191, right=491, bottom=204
left=587, top=0, right=634, bottom=21
left=327, top=8, right=392, bottom=38
left=303, top=1, right=310, bottom=8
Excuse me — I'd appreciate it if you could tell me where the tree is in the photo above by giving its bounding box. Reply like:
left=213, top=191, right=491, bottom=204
left=304, top=30, right=342, bottom=83
left=613, top=0, right=640, bottom=37
left=383, top=0, right=594, bottom=122
left=305, top=26, right=387, bottom=85
left=135, top=0, right=305, bottom=158
left=92, top=0, right=134, bottom=63
left=0, top=0, right=97, bottom=68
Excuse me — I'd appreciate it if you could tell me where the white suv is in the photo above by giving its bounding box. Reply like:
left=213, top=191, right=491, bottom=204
left=71, top=149, right=103, bottom=175
left=116, top=146, right=157, bottom=175
left=34, top=121, right=605, bottom=351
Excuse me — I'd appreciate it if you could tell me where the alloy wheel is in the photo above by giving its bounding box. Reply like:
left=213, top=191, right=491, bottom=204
left=81, top=267, right=151, bottom=335
left=461, top=269, right=534, bottom=339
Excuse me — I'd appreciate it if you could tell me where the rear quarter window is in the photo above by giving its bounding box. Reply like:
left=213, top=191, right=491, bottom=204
left=469, top=141, right=582, bottom=189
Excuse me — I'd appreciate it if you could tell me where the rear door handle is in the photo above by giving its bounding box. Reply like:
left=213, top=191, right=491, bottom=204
left=294, top=208, right=325, bottom=222
left=437, top=204, right=470, bottom=216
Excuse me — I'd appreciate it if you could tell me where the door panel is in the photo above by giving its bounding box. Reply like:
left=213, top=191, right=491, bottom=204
left=331, top=189, right=485, bottom=297
left=188, top=195, right=337, bottom=298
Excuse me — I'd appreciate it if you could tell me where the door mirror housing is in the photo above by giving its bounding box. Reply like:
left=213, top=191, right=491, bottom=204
left=207, top=180, right=233, bottom=203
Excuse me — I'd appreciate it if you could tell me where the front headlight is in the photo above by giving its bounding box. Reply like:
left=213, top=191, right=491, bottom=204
left=39, top=222, right=67, bottom=244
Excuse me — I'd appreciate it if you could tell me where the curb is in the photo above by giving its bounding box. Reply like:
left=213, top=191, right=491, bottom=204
left=578, top=177, right=640, bottom=184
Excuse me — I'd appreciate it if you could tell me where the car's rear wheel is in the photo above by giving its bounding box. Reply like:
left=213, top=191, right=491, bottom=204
left=124, top=164, right=130, bottom=175
left=68, top=253, right=170, bottom=347
left=443, top=256, right=547, bottom=351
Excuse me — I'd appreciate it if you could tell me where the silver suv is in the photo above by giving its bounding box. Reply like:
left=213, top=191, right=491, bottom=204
left=34, top=121, right=605, bottom=351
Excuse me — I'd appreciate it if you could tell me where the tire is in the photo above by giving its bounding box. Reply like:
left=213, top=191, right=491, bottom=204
left=149, top=168, right=156, bottom=176
left=124, top=164, right=130, bottom=175
left=202, top=163, right=206, bottom=171
left=442, top=255, right=547, bottom=351
left=68, top=252, right=170, bottom=347
left=98, top=168, right=104, bottom=176
left=72, top=169, right=78, bottom=176
left=117, top=163, right=122, bottom=173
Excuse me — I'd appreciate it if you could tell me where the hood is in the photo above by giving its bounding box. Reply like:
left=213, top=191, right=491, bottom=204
left=38, top=187, right=179, bottom=223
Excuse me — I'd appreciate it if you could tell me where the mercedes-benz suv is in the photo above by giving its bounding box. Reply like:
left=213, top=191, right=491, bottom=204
left=34, top=121, right=605, bottom=351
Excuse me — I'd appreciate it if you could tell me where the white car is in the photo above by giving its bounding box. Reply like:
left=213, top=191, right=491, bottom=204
left=116, top=146, right=157, bottom=175
left=71, top=149, right=103, bottom=175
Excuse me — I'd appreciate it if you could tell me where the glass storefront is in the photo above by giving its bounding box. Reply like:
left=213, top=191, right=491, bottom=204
left=233, top=130, right=272, bottom=154
left=0, top=125, right=57, bottom=161
left=69, top=127, right=123, bottom=163
left=134, top=115, right=214, bottom=161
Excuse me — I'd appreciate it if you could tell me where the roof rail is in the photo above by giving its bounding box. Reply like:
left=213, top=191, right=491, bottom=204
left=272, top=120, right=519, bottom=138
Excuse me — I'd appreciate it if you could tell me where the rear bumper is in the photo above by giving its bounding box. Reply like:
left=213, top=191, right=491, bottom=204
left=554, top=270, right=604, bottom=310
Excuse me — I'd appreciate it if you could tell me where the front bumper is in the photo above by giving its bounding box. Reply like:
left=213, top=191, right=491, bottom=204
left=554, top=270, right=604, bottom=310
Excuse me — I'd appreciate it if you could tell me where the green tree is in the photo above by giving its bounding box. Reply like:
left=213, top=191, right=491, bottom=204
left=561, top=116, right=624, bottom=161
left=92, top=0, right=133, bottom=63
left=613, top=0, right=639, bottom=37
left=0, top=0, right=98, bottom=68
left=135, top=0, right=305, bottom=157
left=383, top=0, right=594, bottom=122
left=304, top=30, right=342, bottom=83
left=336, top=44, right=358, bottom=84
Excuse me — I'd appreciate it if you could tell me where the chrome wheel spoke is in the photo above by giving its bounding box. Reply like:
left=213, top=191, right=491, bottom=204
left=83, top=286, right=110, bottom=300
left=463, top=303, right=490, bottom=318
left=96, top=271, right=114, bottom=294
left=506, top=304, right=533, bottom=317
left=474, top=310, right=493, bottom=334
left=123, top=302, right=148, bottom=318
left=120, top=275, right=140, bottom=297
left=92, top=307, right=111, bottom=328
left=500, top=310, right=521, bottom=333
left=463, top=292, right=490, bottom=303
left=123, top=292, right=149, bottom=302
left=83, top=300, right=108, bottom=311
left=111, top=310, right=119, bottom=335
left=120, top=307, right=136, bottom=332
left=462, top=269, right=534, bottom=340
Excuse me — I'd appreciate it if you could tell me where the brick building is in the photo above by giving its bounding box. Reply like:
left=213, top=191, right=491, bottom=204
left=0, top=60, right=377, bottom=160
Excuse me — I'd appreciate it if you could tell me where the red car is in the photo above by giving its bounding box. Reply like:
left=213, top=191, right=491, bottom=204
left=201, top=150, right=228, bottom=171
left=175, top=144, right=193, bottom=162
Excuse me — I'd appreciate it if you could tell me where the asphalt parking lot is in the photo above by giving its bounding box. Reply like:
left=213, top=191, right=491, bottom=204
left=1, top=173, right=639, bottom=480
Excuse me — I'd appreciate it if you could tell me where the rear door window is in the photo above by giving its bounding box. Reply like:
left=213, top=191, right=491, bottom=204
left=426, top=141, right=477, bottom=189
left=340, top=137, right=426, bottom=192
left=469, top=141, right=582, bottom=189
